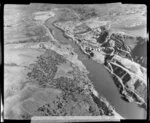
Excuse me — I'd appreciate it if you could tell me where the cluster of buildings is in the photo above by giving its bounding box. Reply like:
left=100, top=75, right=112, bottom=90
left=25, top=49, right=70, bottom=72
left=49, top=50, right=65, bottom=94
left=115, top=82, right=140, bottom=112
left=54, top=19, right=147, bottom=108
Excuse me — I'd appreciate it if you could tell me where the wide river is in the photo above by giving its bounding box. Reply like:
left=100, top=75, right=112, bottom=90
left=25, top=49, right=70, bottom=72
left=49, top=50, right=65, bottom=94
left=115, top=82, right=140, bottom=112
left=45, top=17, right=146, bottom=119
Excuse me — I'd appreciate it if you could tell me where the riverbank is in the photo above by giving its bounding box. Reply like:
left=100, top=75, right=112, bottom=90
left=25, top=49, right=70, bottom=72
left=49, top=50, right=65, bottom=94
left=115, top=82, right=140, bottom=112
left=32, top=10, right=124, bottom=119
left=52, top=16, right=147, bottom=118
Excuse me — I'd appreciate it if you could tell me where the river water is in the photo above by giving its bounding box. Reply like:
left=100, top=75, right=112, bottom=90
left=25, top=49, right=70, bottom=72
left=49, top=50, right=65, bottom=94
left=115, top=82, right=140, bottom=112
left=45, top=18, right=146, bottom=119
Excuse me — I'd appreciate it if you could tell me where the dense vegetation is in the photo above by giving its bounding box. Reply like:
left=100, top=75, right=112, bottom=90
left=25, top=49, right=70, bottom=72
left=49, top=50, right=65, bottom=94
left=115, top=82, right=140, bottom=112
left=22, top=49, right=113, bottom=118
left=58, top=8, right=79, bottom=22
left=97, top=31, right=109, bottom=44
left=72, top=6, right=98, bottom=21
left=130, top=36, right=147, bottom=67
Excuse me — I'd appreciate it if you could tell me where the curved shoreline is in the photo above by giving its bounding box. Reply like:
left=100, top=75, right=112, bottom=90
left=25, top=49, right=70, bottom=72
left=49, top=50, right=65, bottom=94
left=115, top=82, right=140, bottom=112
left=32, top=10, right=124, bottom=119
left=52, top=17, right=147, bottom=111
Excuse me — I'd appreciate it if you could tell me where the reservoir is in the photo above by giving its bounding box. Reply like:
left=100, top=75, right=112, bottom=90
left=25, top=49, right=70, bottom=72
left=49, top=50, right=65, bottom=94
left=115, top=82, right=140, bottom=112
left=45, top=17, right=146, bottom=119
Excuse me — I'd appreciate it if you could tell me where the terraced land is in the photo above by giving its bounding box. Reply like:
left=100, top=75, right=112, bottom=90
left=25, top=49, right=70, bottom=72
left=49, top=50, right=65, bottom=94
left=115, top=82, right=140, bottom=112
left=4, top=4, right=125, bottom=121
left=4, top=3, right=147, bottom=120
left=53, top=3, right=147, bottom=116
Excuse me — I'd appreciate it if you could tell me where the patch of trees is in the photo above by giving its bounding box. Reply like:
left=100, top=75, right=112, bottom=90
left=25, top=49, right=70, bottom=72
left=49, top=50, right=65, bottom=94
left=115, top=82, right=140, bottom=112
left=19, top=111, right=32, bottom=120
left=54, top=77, right=84, bottom=94
left=27, top=50, right=67, bottom=87
left=25, top=48, right=109, bottom=116
left=27, top=67, right=48, bottom=87
left=35, top=103, right=59, bottom=116
left=91, top=93, right=113, bottom=116
left=130, top=36, right=147, bottom=67
left=73, top=6, right=98, bottom=21
left=97, top=30, right=109, bottom=44
left=90, top=52, right=94, bottom=57
left=25, top=25, right=47, bottom=37
left=131, top=36, right=147, bottom=56
left=58, top=8, right=79, bottom=21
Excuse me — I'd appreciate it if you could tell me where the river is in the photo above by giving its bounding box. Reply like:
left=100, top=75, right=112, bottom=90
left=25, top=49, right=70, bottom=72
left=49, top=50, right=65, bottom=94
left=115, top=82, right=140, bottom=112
left=45, top=17, right=146, bottom=119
